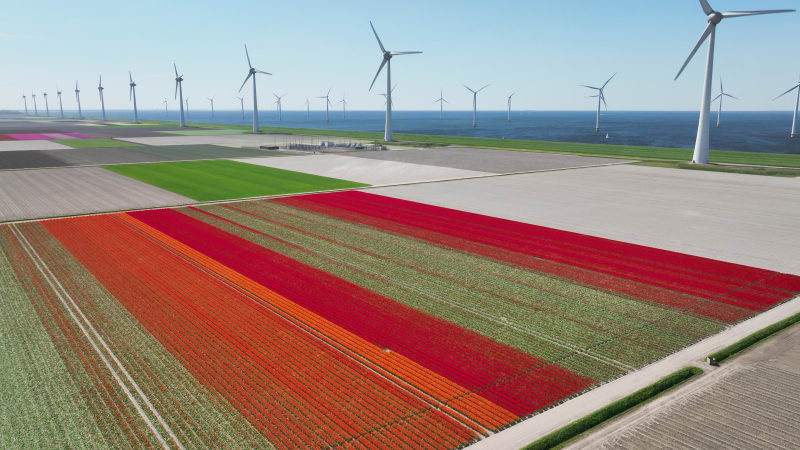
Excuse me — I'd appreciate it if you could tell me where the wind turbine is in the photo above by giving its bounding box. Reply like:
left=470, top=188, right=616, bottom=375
left=273, top=93, right=285, bottom=121
left=238, top=44, right=271, bottom=133
left=773, top=74, right=800, bottom=138
left=75, top=81, right=83, bottom=119
left=368, top=21, right=422, bottom=141
left=305, top=98, right=310, bottom=120
left=378, top=84, right=397, bottom=106
left=163, top=98, right=168, bottom=117
left=174, top=64, right=185, bottom=127
left=22, top=93, right=28, bottom=115
left=507, top=92, right=516, bottom=122
left=43, top=91, right=50, bottom=116
left=129, top=71, right=139, bottom=124
left=97, top=76, right=106, bottom=121
left=56, top=87, right=64, bottom=118
left=712, top=78, right=738, bottom=127
left=185, top=98, right=190, bottom=118
left=581, top=73, right=615, bottom=132
left=433, top=89, right=448, bottom=120
left=318, top=88, right=332, bottom=123
left=235, top=96, right=245, bottom=119
left=675, top=1, right=794, bottom=164
left=464, top=85, right=489, bottom=128
left=339, top=93, right=347, bottom=119
left=32, top=93, right=38, bottom=115
left=207, top=97, right=215, bottom=118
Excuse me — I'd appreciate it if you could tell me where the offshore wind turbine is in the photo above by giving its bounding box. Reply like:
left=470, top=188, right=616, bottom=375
left=97, top=76, right=106, bottom=121
left=207, top=97, right=215, bottom=118
left=43, top=91, right=50, bottom=116
left=712, top=78, right=738, bottom=127
left=235, top=96, right=245, bottom=119
left=22, top=93, right=28, bottom=115
left=675, top=1, right=794, bottom=164
left=464, top=85, right=489, bottom=128
left=318, top=88, right=332, bottom=123
left=581, top=73, right=615, bottom=132
left=163, top=98, right=168, bottom=117
left=273, top=93, right=285, bottom=121
left=185, top=98, right=190, bottom=118
left=174, top=64, right=186, bottom=127
left=773, top=74, right=800, bottom=138
left=339, top=94, right=347, bottom=119
left=305, top=98, right=310, bottom=120
left=75, top=81, right=83, bottom=119
left=506, top=92, right=516, bottom=122
left=368, top=21, right=422, bottom=141
left=238, top=44, right=271, bottom=133
left=378, top=84, right=397, bottom=106
left=57, top=87, right=64, bottom=118
left=433, top=89, right=448, bottom=120
left=129, top=71, right=139, bottom=123
left=32, top=92, right=38, bottom=115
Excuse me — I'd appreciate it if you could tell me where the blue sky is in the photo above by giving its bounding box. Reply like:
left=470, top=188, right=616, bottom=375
left=1, top=0, right=798, bottom=112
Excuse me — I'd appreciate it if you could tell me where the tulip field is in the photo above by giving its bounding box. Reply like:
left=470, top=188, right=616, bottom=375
left=2, top=191, right=799, bottom=449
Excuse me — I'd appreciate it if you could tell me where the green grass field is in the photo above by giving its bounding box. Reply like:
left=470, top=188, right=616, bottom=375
left=53, top=138, right=139, bottom=149
left=104, top=159, right=369, bottom=201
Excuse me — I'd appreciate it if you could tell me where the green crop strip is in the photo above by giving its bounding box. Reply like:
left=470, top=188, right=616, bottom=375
left=103, top=159, right=368, bottom=201
left=708, top=311, right=800, bottom=364
left=53, top=138, right=139, bottom=149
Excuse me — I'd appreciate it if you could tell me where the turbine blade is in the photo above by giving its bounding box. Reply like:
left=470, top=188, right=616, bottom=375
left=773, top=85, right=799, bottom=101
left=174, top=63, right=179, bottom=77
left=238, top=72, right=253, bottom=93
left=390, top=51, right=423, bottom=55
left=602, top=73, right=617, bottom=89
left=443, top=99, right=449, bottom=103
left=724, top=93, right=739, bottom=100
left=369, top=21, right=386, bottom=53
left=129, top=71, right=133, bottom=83
left=580, top=85, right=600, bottom=90
left=722, top=9, right=794, bottom=18
left=463, top=85, right=475, bottom=93
left=675, top=22, right=713, bottom=80
left=699, top=0, right=713, bottom=15
left=712, top=93, right=722, bottom=102
left=255, top=70, right=272, bottom=75
left=477, top=84, right=489, bottom=92
left=245, top=44, right=253, bottom=69
left=174, top=81, right=179, bottom=100
left=369, top=59, right=388, bottom=91
left=130, top=85, right=133, bottom=101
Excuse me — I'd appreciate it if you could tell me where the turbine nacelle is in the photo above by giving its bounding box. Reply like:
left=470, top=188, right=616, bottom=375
left=707, top=11, right=724, bottom=24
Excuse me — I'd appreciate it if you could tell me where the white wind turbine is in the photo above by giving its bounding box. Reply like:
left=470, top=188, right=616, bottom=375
left=129, top=71, right=139, bottom=123
left=305, top=98, right=310, bottom=120
left=43, top=91, right=50, bottom=116
left=75, top=81, right=83, bottom=119
left=207, top=97, right=215, bottom=118
left=675, top=0, right=793, bottom=164
left=32, top=92, right=38, bottom=115
left=712, top=78, right=738, bottom=127
left=339, top=93, right=347, bottom=119
left=464, top=85, right=489, bottom=128
left=318, top=88, right=332, bottom=123
left=22, top=92, right=28, bottom=115
left=378, top=84, right=397, bottom=106
left=185, top=98, right=190, bottom=118
left=433, top=89, right=448, bottom=120
left=56, top=87, right=64, bottom=118
left=238, top=44, right=271, bottom=133
left=773, top=74, right=800, bottom=138
left=97, top=76, right=106, bottom=121
left=581, top=73, right=615, bottom=132
left=174, top=64, right=186, bottom=127
left=235, top=96, right=245, bottom=120
left=368, top=21, right=422, bottom=141
left=163, top=98, right=168, bottom=117
left=506, top=92, right=516, bottom=122
left=273, top=93, right=285, bottom=121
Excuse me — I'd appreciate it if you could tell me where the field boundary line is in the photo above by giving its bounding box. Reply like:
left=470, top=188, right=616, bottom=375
left=9, top=224, right=184, bottom=450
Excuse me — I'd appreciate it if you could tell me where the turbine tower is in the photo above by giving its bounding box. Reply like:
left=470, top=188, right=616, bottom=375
left=207, top=97, right=215, bottom=118
left=712, top=78, right=738, bottom=127
left=129, top=71, right=140, bottom=124
left=22, top=93, right=28, bottom=115
left=75, top=81, right=83, bottom=119
left=174, top=64, right=186, bottom=127
left=339, top=94, right=347, bottom=119
left=318, top=88, right=332, bottom=123
left=56, top=88, right=64, bottom=118
left=163, top=98, right=168, bottom=117
left=273, top=93, right=285, bottom=121
left=675, top=1, right=793, bottom=164
left=581, top=73, right=615, bottom=132
left=32, top=93, right=38, bottom=115
left=235, top=96, right=245, bottom=119
left=507, top=92, right=516, bottom=122
left=464, top=85, right=489, bottom=128
left=305, top=98, right=310, bottom=120
left=43, top=91, right=50, bottom=116
left=368, top=21, right=422, bottom=142
left=433, top=89, right=448, bottom=120
left=97, top=76, right=106, bottom=121
left=239, top=44, right=271, bottom=133
left=773, top=74, right=800, bottom=138
left=185, top=98, right=190, bottom=118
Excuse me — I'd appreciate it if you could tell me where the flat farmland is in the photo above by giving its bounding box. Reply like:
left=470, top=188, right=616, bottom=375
left=2, top=191, right=799, bottom=448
